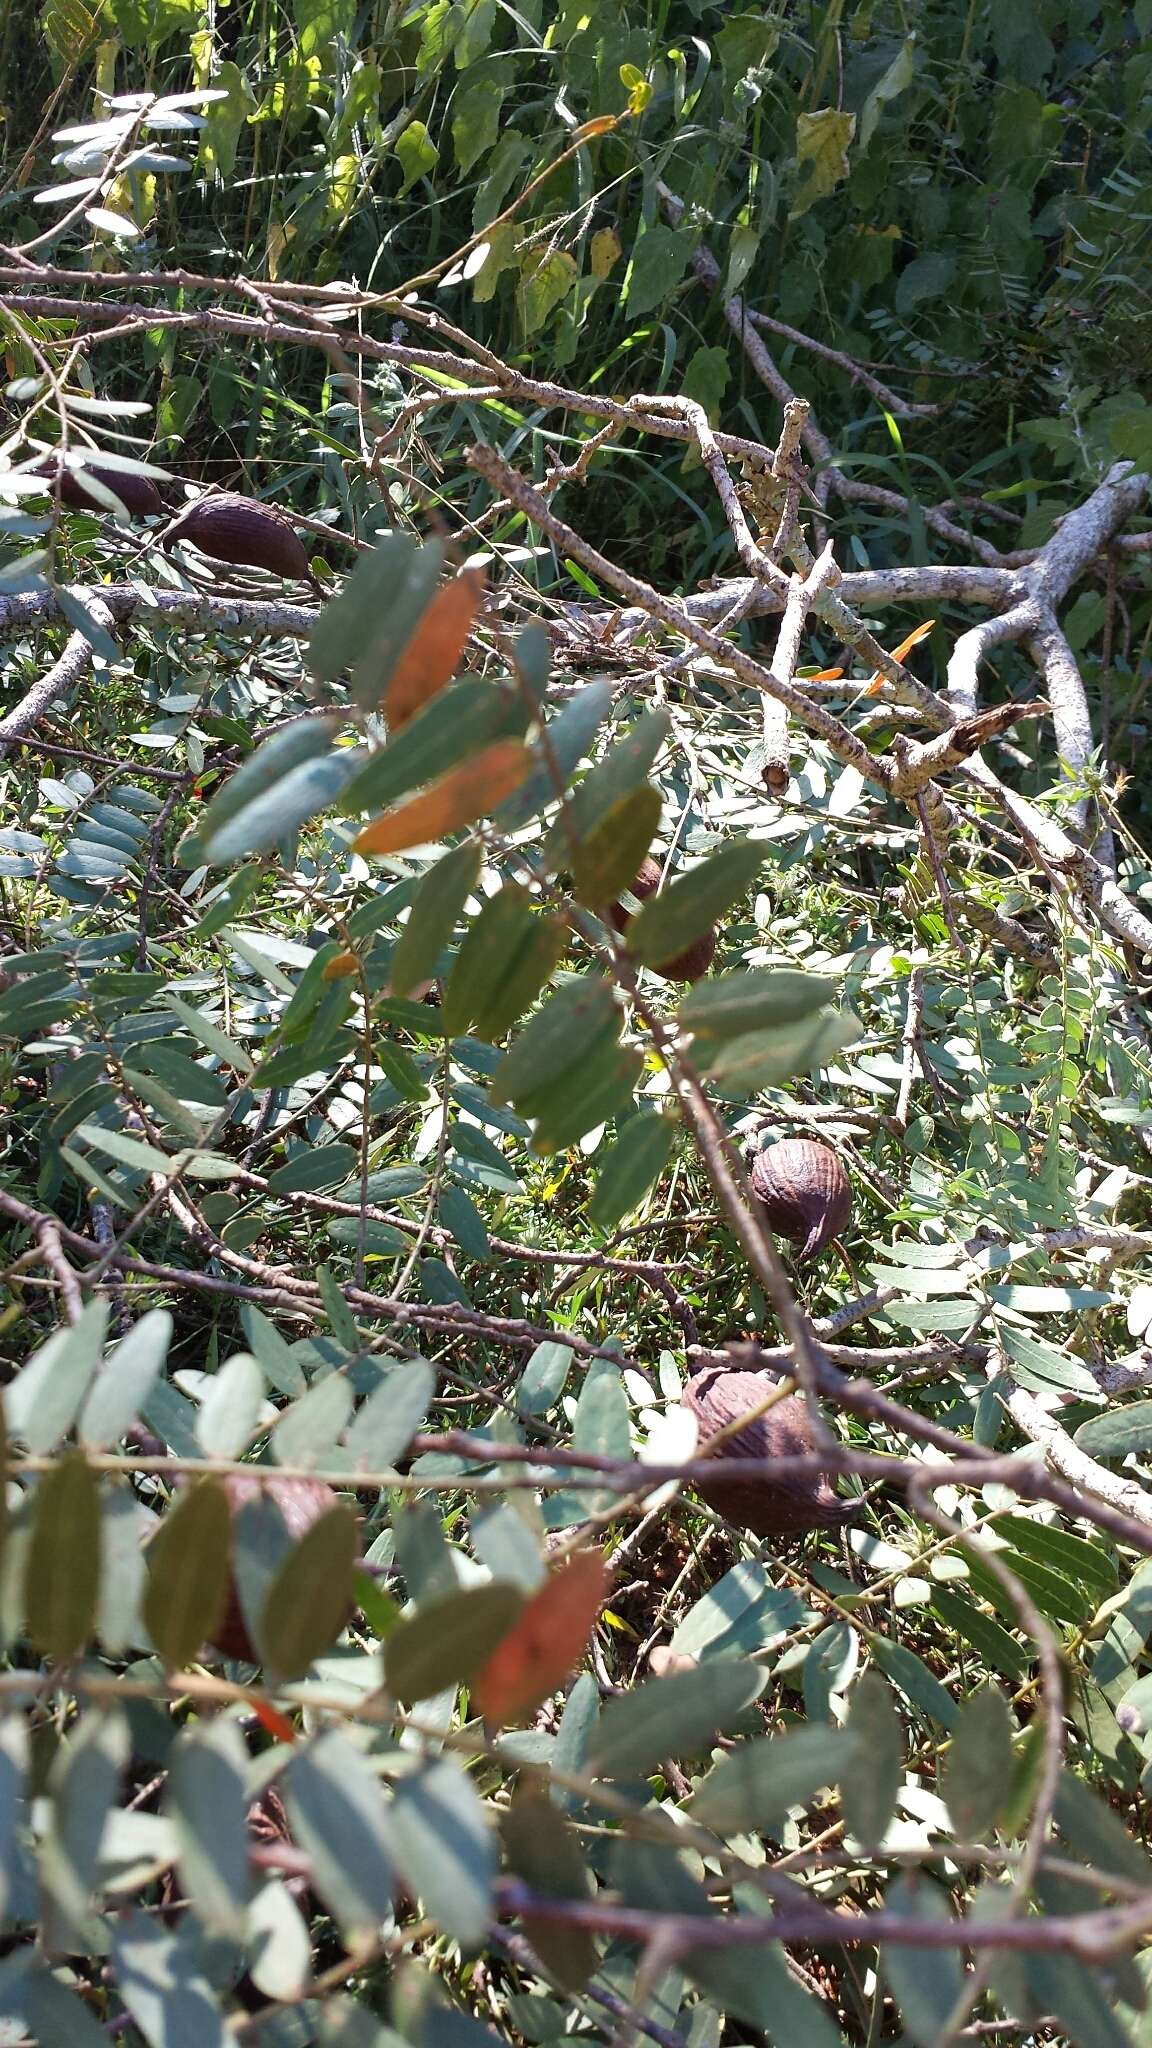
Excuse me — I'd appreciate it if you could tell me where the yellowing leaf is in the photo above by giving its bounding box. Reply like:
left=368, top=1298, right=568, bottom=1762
left=573, top=115, right=620, bottom=142
left=791, top=108, right=856, bottom=219
left=353, top=740, right=532, bottom=855
left=472, top=1549, right=607, bottom=1726
left=384, top=567, right=486, bottom=729
left=322, top=949, right=360, bottom=980
left=590, top=227, right=621, bottom=279
left=865, top=618, right=935, bottom=694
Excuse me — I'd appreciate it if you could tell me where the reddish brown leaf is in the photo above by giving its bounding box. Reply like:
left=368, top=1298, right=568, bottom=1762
left=353, top=740, right=532, bottom=855
left=471, top=1549, right=608, bottom=1726
left=385, top=567, right=487, bottom=729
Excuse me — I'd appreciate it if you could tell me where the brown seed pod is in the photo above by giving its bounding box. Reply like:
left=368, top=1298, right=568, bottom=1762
left=750, top=1138, right=851, bottom=1262
left=164, top=492, right=317, bottom=586
left=37, top=459, right=163, bottom=518
left=681, top=1366, right=851, bottom=1535
left=608, top=855, right=717, bottom=983
left=210, top=1472, right=345, bottom=1662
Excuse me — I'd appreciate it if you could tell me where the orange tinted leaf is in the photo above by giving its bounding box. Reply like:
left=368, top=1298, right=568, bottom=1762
left=323, top=949, right=360, bottom=980
left=472, top=1549, right=607, bottom=1726
left=891, top=619, right=936, bottom=663
left=385, top=567, right=487, bottom=730
left=574, top=115, right=620, bottom=141
left=353, top=740, right=532, bottom=855
left=807, top=666, right=844, bottom=682
left=865, top=618, right=935, bottom=694
left=252, top=1700, right=298, bottom=1744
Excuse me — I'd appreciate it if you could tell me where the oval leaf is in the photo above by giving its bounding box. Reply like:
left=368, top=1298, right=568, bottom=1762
left=354, top=740, right=532, bottom=855
left=258, top=1502, right=359, bottom=1679
left=143, top=1480, right=232, bottom=1668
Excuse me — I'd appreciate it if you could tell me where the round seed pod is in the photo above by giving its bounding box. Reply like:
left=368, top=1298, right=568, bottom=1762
left=750, top=1138, right=851, bottom=1263
left=210, top=1472, right=345, bottom=1662
left=164, top=492, right=316, bottom=585
left=681, top=1366, right=850, bottom=1535
left=38, top=459, right=163, bottom=518
left=608, top=855, right=717, bottom=983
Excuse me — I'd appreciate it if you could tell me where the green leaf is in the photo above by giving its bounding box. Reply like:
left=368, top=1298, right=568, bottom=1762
left=196, top=1352, right=264, bottom=1460
left=678, top=967, right=840, bottom=1041
left=395, top=119, right=439, bottom=195
left=443, top=884, right=567, bottom=1041
left=439, top=1183, right=491, bottom=1261
left=571, top=783, right=662, bottom=910
left=547, top=708, right=671, bottom=861
left=491, top=975, right=619, bottom=1107
left=199, top=747, right=365, bottom=865
left=546, top=1356, right=631, bottom=1526
left=589, top=1113, right=675, bottom=1230
left=240, top=1304, right=306, bottom=1397
left=384, top=1581, right=524, bottom=1702
left=670, top=1563, right=812, bottom=1662
left=1053, top=1770, right=1152, bottom=1885
left=453, top=77, right=502, bottom=173
left=285, top=1728, right=396, bottom=1943
left=868, top=1634, right=957, bottom=1727
left=842, top=1672, right=904, bottom=1850
left=258, top=1502, right=359, bottom=1678
left=26, top=1451, right=102, bottom=1661
left=112, top=1912, right=229, bottom=2048
left=792, top=108, right=856, bottom=218
left=272, top=1373, right=354, bottom=1467
left=345, top=1357, right=436, bottom=1471
left=391, top=842, right=482, bottom=1001
left=883, top=1875, right=965, bottom=2047
left=501, top=1784, right=595, bottom=1991
left=626, top=838, right=767, bottom=968
left=1075, top=1402, right=1152, bottom=1456
left=390, top=1755, right=495, bottom=1948
left=699, top=1007, right=859, bottom=1092
left=515, top=1339, right=572, bottom=1419
left=943, top=1686, right=1016, bottom=1839
left=7, top=1297, right=108, bottom=1452
left=929, top=1586, right=1030, bottom=1683
left=625, top=225, right=692, bottom=317
left=590, top=1658, right=765, bottom=1778
left=40, top=1709, right=129, bottom=1956
left=690, top=1725, right=848, bottom=1831
left=167, top=1719, right=252, bottom=1933
left=164, top=992, right=255, bottom=1076
left=518, top=248, right=578, bottom=334
left=142, top=1480, right=232, bottom=1668
left=265, top=1143, right=358, bottom=1199
left=859, top=35, right=917, bottom=150
left=494, top=678, right=615, bottom=831
left=308, top=533, right=418, bottom=680
left=178, top=716, right=338, bottom=867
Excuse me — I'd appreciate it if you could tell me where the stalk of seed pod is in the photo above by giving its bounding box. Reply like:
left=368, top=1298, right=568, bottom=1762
left=680, top=1365, right=851, bottom=1535
left=750, top=1137, right=851, bottom=1262
left=37, top=459, right=163, bottom=518
left=608, top=855, right=717, bottom=982
left=163, top=492, right=324, bottom=593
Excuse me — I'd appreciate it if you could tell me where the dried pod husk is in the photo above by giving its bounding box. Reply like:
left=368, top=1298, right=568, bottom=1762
left=608, top=855, right=717, bottom=983
left=38, top=459, right=163, bottom=518
left=681, top=1366, right=850, bottom=1535
left=165, top=492, right=314, bottom=583
left=210, top=1472, right=345, bottom=1662
left=750, top=1137, right=851, bottom=1262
